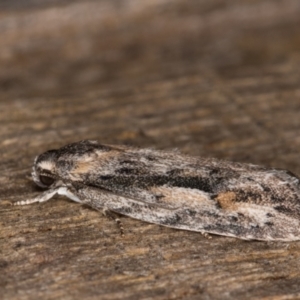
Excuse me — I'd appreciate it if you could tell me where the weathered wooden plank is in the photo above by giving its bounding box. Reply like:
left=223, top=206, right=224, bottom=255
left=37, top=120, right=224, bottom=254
left=1, top=1, right=300, bottom=299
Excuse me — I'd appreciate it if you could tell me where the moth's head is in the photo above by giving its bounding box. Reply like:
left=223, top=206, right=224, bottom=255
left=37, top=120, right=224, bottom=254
left=32, top=150, right=58, bottom=188
left=31, top=140, right=107, bottom=189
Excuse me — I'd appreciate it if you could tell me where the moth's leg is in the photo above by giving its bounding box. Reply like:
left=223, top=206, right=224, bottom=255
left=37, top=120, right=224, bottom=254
left=56, top=187, right=82, bottom=203
left=201, top=232, right=212, bottom=239
left=14, top=186, right=82, bottom=206
left=14, top=188, right=61, bottom=205
left=102, top=207, right=124, bottom=236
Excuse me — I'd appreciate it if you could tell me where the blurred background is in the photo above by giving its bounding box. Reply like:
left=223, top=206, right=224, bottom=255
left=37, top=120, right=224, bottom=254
left=1, top=0, right=300, bottom=162
left=2, top=1, right=300, bottom=299
left=1, top=0, right=300, bottom=96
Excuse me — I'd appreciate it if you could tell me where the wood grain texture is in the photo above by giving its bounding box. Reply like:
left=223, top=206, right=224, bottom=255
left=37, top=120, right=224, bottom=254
left=1, top=0, right=300, bottom=299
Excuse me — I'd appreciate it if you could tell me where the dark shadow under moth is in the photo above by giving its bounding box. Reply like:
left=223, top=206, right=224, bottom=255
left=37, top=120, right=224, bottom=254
left=15, top=140, right=300, bottom=241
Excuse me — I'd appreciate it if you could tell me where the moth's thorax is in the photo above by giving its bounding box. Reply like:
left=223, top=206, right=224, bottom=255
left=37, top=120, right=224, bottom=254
left=31, top=140, right=118, bottom=188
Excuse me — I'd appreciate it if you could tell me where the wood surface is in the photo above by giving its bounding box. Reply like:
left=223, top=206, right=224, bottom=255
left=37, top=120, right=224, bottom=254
left=1, top=1, right=300, bottom=299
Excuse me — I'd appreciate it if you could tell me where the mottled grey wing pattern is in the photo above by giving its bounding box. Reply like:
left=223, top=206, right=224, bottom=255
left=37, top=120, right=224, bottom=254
left=63, top=142, right=300, bottom=241
left=18, top=140, right=300, bottom=241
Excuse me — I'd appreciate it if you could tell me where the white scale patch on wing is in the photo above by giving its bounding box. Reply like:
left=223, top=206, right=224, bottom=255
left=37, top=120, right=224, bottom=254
left=151, top=185, right=215, bottom=209
left=235, top=203, right=277, bottom=226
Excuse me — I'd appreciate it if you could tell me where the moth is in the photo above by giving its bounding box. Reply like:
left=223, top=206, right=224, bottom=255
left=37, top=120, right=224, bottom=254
left=15, top=140, right=300, bottom=241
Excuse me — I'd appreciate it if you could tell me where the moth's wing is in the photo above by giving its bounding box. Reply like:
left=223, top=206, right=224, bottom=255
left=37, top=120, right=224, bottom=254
left=69, top=146, right=300, bottom=214
left=68, top=147, right=300, bottom=240
left=74, top=174, right=300, bottom=241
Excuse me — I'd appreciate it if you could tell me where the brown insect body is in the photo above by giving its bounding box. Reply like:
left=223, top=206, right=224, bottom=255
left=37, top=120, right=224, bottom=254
left=16, top=140, right=300, bottom=241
